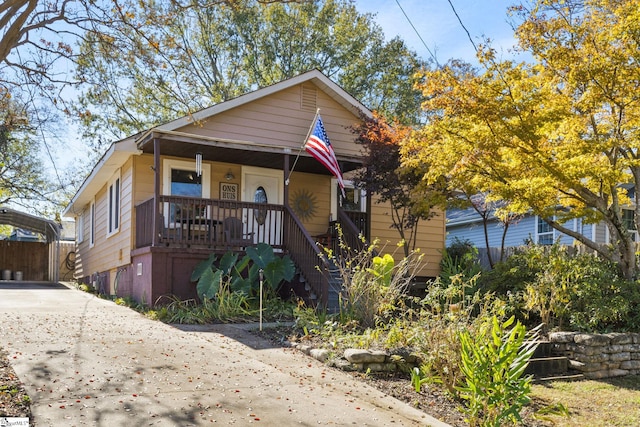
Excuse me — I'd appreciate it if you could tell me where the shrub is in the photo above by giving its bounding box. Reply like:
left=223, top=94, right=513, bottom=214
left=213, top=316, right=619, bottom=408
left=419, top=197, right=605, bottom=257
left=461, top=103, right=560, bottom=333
left=457, top=315, right=539, bottom=427
left=568, top=263, right=640, bottom=332
left=191, top=243, right=295, bottom=301
left=480, top=243, right=639, bottom=332
left=326, top=228, right=423, bottom=329
left=412, top=274, right=494, bottom=396
left=440, top=238, right=483, bottom=289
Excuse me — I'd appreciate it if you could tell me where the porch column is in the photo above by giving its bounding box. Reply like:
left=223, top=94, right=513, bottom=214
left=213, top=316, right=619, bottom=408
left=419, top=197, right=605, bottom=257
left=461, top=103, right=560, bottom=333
left=152, top=138, right=161, bottom=246
left=283, top=153, right=290, bottom=207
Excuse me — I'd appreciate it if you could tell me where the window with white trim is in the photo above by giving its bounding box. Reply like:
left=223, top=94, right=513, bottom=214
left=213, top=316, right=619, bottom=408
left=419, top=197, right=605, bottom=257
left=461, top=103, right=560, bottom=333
left=162, top=158, right=211, bottom=225
left=536, top=216, right=554, bottom=245
left=622, top=209, right=638, bottom=242
left=90, top=201, right=96, bottom=247
left=107, top=172, right=121, bottom=236
left=77, top=213, right=84, bottom=243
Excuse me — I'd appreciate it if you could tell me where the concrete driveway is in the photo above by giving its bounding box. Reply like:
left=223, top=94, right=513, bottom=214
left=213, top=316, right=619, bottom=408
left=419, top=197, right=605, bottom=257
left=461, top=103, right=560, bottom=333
left=0, top=282, right=449, bottom=426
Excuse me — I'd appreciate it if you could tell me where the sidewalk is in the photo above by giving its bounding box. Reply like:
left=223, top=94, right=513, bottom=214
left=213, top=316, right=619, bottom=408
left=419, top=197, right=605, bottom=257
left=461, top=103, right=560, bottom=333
left=0, top=282, right=450, bottom=426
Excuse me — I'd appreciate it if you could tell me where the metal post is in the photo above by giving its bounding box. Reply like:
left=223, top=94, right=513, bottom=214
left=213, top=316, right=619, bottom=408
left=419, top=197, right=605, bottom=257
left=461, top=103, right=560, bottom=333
left=259, top=268, right=264, bottom=331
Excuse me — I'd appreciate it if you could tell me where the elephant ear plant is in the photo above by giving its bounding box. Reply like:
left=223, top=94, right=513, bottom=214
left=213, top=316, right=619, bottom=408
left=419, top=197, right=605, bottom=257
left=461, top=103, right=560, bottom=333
left=191, top=243, right=296, bottom=302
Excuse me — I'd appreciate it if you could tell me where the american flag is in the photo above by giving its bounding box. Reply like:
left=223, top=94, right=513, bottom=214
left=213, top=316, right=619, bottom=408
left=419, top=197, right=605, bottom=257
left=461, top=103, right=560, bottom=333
left=305, top=115, right=345, bottom=196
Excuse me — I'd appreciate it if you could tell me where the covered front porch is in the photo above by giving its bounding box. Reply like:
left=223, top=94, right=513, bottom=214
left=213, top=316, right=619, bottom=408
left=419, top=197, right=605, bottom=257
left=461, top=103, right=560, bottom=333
left=130, top=130, right=368, bottom=307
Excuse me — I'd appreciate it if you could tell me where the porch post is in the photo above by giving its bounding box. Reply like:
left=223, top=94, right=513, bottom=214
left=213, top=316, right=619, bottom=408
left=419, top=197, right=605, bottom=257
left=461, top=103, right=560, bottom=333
left=283, top=153, right=290, bottom=207
left=152, top=138, right=161, bottom=246
left=283, top=153, right=290, bottom=249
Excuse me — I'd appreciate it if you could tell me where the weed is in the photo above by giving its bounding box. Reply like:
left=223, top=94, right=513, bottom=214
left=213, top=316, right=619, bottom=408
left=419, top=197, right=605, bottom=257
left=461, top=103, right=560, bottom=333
left=410, top=366, right=431, bottom=392
left=457, top=316, right=540, bottom=427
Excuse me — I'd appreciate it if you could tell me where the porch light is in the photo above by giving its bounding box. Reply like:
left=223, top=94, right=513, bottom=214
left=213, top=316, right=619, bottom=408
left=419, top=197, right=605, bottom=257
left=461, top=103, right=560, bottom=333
left=195, top=152, right=203, bottom=177
left=225, top=169, right=235, bottom=181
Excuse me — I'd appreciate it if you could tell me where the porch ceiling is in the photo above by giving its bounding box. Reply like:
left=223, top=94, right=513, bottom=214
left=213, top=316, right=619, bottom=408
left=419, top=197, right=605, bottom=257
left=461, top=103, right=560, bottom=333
left=138, top=131, right=363, bottom=175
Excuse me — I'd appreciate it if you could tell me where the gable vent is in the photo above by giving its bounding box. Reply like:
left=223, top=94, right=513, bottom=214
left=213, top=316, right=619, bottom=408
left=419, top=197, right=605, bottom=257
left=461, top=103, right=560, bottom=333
left=301, top=84, right=317, bottom=111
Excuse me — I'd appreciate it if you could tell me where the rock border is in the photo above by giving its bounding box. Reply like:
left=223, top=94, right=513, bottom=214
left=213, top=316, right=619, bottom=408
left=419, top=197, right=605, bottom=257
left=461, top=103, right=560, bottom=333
left=550, top=332, right=640, bottom=379
left=291, top=343, right=420, bottom=373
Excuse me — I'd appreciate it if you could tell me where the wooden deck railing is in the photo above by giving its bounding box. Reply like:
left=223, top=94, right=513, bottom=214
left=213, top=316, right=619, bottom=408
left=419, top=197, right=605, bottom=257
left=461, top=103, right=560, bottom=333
left=135, top=198, right=155, bottom=248
left=135, top=196, right=285, bottom=249
left=283, top=205, right=330, bottom=308
left=134, top=197, right=362, bottom=310
left=343, top=210, right=368, bottom=243
left=337, top=207, right=368, bottom=254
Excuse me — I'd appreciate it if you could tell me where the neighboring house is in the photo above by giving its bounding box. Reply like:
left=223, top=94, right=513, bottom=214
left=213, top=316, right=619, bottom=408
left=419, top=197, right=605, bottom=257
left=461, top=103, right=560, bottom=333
left=9, top=228, right=45, bottom=242
left=63, top=70, right=445, bottom=307
left=446, top=206, right=613, bottom=258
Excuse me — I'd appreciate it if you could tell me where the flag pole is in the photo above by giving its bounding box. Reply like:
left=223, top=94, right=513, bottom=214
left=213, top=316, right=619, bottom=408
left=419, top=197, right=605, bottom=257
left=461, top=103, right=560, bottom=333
left=286, top=108, right=320, bottom=186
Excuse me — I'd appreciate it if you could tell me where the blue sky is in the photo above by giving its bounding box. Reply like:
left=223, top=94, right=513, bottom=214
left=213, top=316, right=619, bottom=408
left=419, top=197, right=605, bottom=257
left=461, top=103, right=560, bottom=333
left=48, top=1, right=522, bottom=192
left=354, top=0, right=519, bottom=64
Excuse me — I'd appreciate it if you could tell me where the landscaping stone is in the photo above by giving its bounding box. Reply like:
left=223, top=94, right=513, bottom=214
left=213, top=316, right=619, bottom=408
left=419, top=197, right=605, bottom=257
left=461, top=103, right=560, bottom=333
left=310, top=348, right=330, bottom=362
left=607, top=333, right=633, bottom=345
left=365, top=362, right=398, bottom=372
left=574, top=333, right=611, bottom=346
left=620, top=360, right=640, bottom=370
left=549, top=331, right=578, bottom=343
left=609, top=352, right=631, bottom=362
left=344, top=348, right=387, bottom=364
left=550, top=331, right=640, bottom=379
left=296, top=344, right=313, bottom=355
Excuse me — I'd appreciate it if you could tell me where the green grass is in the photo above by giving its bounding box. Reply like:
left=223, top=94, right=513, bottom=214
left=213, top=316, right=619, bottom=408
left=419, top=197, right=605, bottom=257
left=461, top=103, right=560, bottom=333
left=530, top=376, right=640, bottom=426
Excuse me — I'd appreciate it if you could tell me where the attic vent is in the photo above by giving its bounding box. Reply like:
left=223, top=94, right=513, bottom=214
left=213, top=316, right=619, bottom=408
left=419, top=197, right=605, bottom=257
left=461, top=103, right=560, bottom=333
left=301, top=84, right=317, bottom=111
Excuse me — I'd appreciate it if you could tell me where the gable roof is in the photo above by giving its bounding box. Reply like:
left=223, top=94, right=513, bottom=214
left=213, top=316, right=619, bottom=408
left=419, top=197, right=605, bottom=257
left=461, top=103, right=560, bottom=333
left=63, top=70, right=372, bottom=218
left=152, top=69, right=371, bottom=134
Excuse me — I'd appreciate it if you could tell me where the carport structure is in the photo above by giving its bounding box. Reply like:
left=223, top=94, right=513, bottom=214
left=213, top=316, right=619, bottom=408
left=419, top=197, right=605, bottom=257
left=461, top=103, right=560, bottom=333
left=0, top=207, right=61, bottom=281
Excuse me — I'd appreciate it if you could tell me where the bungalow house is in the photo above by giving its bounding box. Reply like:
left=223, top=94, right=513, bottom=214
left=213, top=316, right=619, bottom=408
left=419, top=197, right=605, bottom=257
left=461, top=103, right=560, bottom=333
left=63, top=70, right=445, bottom=307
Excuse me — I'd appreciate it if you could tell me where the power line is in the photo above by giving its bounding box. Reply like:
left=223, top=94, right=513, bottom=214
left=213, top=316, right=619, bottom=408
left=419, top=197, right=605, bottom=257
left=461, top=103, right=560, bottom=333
left=394, top=0, right=440, bottom=67
left=15, top=52, right=67, bottom=196
left=446, top=0, right=478, bottom=53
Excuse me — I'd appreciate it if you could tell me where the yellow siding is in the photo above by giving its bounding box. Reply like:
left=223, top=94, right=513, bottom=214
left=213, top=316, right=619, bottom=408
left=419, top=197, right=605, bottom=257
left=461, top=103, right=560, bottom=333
left=79, top=158, right=135, bottom=289
left=134, top=154, right=154, bottom=204
left=287, top=172, right=333, bottom=236
left=176, top=83, right=361, bottom=158
left=369, top=196, right=444, bottom=278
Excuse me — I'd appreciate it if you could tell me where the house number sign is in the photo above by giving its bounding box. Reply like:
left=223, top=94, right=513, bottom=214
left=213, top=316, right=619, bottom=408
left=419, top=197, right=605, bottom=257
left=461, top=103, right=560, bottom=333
left=220, top=183, right=238, bottom=200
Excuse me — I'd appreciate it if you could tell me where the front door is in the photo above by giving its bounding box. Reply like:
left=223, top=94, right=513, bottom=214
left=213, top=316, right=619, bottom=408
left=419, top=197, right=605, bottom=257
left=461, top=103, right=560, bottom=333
left=242, top=167, right=284, bottom=248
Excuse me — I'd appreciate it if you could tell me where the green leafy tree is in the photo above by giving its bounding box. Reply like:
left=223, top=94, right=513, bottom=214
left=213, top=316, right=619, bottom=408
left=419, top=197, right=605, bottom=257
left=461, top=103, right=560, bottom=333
left=75, top=0, right=427, bottom=148
left=1, top=0, right=315, bottom=206
left=0, top=93, right=51, bottom=208
left=404, top=0, right=640, bottom=279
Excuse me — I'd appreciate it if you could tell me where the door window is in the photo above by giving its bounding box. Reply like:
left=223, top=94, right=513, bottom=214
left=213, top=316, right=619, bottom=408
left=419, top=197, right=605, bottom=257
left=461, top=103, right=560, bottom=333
left=254, top=186, right=268, bottom=225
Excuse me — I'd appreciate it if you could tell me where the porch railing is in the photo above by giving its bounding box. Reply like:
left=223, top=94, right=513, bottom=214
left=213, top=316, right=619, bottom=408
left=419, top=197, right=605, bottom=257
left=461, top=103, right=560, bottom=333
left=342, top=210, right=368, bottom=242
left=134, top=196, right=352, bottom=309
left=135, top=196, right=285, bottom=249
left=283, top=205, right=330, bottom=308
left=337, top=207, right=368, bottom=254
left=135, top=198, right=155, bottom=248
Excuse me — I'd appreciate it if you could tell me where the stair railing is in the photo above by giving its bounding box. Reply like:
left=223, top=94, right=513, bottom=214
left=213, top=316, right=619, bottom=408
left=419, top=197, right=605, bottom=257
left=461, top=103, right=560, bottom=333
left=283, top=205, right=331, bottom=308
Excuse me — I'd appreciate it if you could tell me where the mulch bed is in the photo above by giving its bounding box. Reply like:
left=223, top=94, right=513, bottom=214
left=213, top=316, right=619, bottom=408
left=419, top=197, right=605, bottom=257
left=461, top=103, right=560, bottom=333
left=0, top=347, right=32, bottom=421
left=254, top=326, right=548, bottom=427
